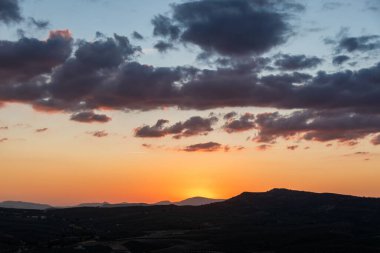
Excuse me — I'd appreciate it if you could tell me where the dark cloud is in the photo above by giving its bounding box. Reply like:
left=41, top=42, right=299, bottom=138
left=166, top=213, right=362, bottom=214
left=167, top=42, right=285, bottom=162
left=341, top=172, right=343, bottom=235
left=48, top=33, right=141, bottom=103
left=135, top=116, right=218, bottom=139
left=1, top=29, right=380, bottom=121
left=134, top=119, right=169, bottom=138
left=35, top=128, right=48, bottom=133
left=223, top=111, right=238, bottom=120
left=0, top=0, right=22, bottom=24
left=70, top=111, right=111, bottom=123
left=253, top=110, right=380, bottom=145
left=152, top=0, right=302, bottom=56
left=7, top=58, right=380, bottom=114
left=182, top=142, right=222, bottom=152
left=28, top=17, right=49, bottom=30
left=337, top=35, right=380, bottom=53
left=332, top=55, right=350, bottom=65
left=0, top=137, right=8, bottom=142
left=132, top=31, right=144, bottom=40
left=154, top=41, right=175, bottom=53
left=0, top=30, right=72, bottom=85
left=223, top=113, right=255, bottom=133
left=0, top=126, right=8, bottom=130
left=88, top=130, right=108, bottom=138
left=74, top=33, right=140, bottom=69
left=152, top=14, right=180, bottom=40
left=274, top=54, right=323, bottom=70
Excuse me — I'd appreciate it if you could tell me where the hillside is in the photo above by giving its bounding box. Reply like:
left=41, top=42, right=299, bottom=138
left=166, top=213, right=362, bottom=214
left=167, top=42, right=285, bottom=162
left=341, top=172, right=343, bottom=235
left=1, top=189, right=380, bottom=252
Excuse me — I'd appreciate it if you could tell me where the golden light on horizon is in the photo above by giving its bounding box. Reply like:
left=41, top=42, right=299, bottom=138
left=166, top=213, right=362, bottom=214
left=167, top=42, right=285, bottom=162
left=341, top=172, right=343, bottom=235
left=184, top=187, right=217, bottom=199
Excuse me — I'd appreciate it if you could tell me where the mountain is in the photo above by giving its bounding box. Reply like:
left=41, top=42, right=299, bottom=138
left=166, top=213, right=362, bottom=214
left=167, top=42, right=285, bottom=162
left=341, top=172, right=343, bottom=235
left=153, top=200, right=172, bottom=205
left=175, top=196, right=224, bottom=206
left=2, top=189, right=380, bottom=252
left=0, top=201, right=52, bottom=210
left=76, top=202, right=110, bottom=207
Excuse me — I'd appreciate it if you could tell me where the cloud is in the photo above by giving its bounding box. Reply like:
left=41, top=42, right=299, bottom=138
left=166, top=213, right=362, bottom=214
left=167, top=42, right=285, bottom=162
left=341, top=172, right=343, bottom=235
left=223, top=113, right=255, bottom=133
left=1, top=29, right=380, bottom=123
left=256, top=144, right=271, bottom=151
left=223, top=111, right=238, bottom=120
left=371, top=134, right=380, bottom=145
left=366, top=0, right=380, bottom=11
left=134, top=116, right=218, bottom=139
left=182, top=142, right=223, bottom=152
left=274, top=54, right=323, bottom=70
left=154, top=41, right=175, bottom=53
left=27, top=17, right=49, bottom=30
left=332, top=55, right=350, bottom=65
left=35, top=128, right=48, bottom=133
left=337, top=35, right=380, bottom=53
left=142, top=143, right=152, bottom=148
left=253, top=110, right=380, bottom=145
left=0, top=30, right=72, bottom=85
left=152, top=0, right=303, bottom=56
left=0, top=126, right=8, bottom=130
left=322, top=2, right=345, bottom=10
left=134, top=119, right=169, bottom=138
left=88, top=130, right=108, bottom=138
left=0, top=0, right=22, bottom=24
left=132, top=31, right=144, bottom=40
left=70, top=111, right=111, bottom=123
left=287, top=145, right=298, bottom=150
left=0, top=137, right=8, bottom=142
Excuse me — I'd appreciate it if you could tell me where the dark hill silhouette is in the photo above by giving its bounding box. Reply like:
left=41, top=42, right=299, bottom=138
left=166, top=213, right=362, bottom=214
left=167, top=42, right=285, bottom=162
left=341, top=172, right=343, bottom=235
left=1, top=189, right=380, bottom=252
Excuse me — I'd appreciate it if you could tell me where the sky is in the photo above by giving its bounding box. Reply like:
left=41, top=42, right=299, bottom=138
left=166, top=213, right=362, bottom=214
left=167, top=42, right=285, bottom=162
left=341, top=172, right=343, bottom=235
left=0, top=0, right=380, bottom=206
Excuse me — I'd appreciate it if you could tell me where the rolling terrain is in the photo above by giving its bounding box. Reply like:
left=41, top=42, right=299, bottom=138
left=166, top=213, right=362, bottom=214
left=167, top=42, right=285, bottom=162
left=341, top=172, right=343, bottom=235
left=1, top=189, right=380, bottom=252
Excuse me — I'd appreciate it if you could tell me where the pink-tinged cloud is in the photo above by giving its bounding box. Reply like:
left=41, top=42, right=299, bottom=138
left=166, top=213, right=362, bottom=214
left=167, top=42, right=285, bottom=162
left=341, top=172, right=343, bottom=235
left=48, top=29, right=72, bottom=40
left=182, top=142, right=223, bottom=152
left=256, top=144, right=271, bottom=151
left=371, top=134, right=380, bottom=145
left=0, top=138, right=8, bottom=143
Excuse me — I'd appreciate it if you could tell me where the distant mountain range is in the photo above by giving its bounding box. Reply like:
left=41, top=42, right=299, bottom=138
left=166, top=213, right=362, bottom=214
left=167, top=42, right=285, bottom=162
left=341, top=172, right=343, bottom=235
left=0, top=196, right=224, bottom=210
left=0, top=201, right=52, bottom=210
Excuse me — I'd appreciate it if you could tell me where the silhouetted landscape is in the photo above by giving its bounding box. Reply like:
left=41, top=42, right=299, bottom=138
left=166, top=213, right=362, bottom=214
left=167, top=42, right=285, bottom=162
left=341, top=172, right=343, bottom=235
left=1, top=189, right=380, bottom=253
left=0, top=197, right=224, bottom=210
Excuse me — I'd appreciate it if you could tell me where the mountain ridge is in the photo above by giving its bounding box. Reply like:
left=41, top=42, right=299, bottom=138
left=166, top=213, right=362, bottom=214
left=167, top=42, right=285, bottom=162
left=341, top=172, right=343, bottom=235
left=0, top=196, right=225, bottom=210
left=2, top=188, right=379, bottom=210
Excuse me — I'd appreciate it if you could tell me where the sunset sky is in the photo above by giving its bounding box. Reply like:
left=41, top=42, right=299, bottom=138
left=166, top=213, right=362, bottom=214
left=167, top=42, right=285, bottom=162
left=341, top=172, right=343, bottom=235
left=1, top=0, right=380, bottom=206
